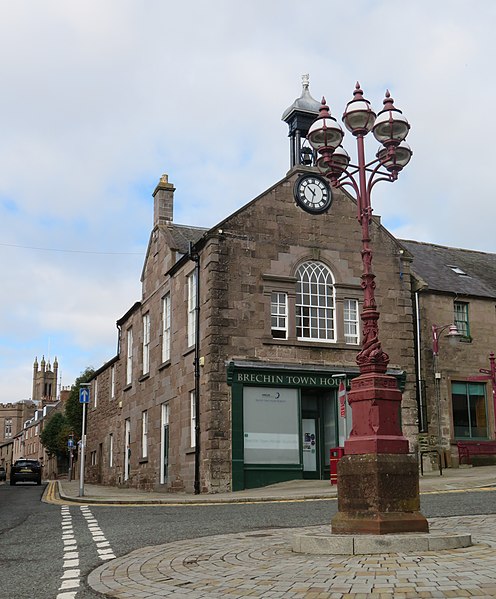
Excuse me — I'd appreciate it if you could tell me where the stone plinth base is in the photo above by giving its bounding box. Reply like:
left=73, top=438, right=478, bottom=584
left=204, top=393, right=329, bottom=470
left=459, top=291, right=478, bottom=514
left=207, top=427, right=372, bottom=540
left=292, top=531, right=472, bottom=555
left=331, top=453, right=428, bottom=535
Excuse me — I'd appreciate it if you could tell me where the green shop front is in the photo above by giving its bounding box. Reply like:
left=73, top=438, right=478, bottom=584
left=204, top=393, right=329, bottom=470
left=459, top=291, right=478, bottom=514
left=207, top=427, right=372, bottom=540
left=227, top=361, right=356, bottom=491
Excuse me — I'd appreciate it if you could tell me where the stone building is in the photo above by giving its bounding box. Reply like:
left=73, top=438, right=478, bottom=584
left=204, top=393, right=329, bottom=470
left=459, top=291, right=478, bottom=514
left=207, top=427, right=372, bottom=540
left=0, top=439, right=13, bottom=478
left=0, top=400, right=36, bottom=445
left=85, top=160, right=418, bottom=493
left=403, top=240, right=496, bottom=467
left=83, top=82, right=496, bottom=494
left=14, top=389, right=71, bottom=478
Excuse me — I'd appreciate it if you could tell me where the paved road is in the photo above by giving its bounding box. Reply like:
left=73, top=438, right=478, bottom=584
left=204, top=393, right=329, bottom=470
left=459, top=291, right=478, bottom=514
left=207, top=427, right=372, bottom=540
left=1, top=482, right=496, bottom=599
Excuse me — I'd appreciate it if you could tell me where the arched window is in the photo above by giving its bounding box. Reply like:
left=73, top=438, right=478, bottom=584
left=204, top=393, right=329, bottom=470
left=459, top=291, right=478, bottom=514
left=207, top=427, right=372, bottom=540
left=296, top=261, right=335, bottom=341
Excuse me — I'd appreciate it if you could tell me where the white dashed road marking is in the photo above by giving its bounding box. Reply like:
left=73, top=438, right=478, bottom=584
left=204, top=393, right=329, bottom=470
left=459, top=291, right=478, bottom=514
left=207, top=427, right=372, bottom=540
left=56, top=506, right=80, bottom=599
left=80, top=506, right=116, bottom=560
left=57, top=505, right=116, bottom=598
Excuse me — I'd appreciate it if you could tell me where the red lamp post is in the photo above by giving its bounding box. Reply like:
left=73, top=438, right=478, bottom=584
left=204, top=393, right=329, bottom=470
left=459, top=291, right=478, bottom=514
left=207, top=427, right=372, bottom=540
left=308, top=83, right=428, bottom=534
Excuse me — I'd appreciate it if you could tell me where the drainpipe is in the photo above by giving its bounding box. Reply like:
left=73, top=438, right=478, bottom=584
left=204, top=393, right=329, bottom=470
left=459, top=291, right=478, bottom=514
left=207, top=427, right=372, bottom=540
left=189, top=242, right=201, bottom=494
left=414, top=289, right=426, bottom=432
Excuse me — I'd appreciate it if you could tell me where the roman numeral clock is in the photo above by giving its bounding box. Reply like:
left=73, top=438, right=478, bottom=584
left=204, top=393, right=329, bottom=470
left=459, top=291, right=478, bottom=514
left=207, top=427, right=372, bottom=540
left=293, top=174, right=332, bottom=214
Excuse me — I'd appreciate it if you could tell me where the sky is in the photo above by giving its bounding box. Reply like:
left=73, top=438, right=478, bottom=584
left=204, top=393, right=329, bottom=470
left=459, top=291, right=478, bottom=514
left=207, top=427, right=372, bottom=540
left=0, top=0, right=495, bottom=403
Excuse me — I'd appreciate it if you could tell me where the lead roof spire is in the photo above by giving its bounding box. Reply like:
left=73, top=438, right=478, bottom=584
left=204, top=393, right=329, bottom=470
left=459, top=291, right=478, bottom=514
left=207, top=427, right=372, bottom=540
left=282, top=75, right=321, bottom=169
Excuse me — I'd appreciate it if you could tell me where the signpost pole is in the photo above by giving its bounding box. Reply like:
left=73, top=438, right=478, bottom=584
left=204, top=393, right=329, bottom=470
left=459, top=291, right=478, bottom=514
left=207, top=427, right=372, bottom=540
left=78, top=384, right=90, bottom=498
left=68, top=434, right=74, bottom=482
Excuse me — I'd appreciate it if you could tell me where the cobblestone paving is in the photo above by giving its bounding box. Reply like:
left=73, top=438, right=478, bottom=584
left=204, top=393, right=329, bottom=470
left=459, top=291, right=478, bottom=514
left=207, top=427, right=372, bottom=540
left=88, top=515, right=496, bottom=598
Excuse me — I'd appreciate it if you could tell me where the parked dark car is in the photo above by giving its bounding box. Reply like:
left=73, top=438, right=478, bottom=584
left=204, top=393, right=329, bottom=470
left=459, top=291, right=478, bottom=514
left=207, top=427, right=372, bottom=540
left=10, top=459, right=42, bottom=485
left=0, top=466, right=6, bottom=481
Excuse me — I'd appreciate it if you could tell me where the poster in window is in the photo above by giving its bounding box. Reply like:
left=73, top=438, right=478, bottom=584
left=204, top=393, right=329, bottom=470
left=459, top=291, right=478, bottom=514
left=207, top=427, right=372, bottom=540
left=243, top=386, right=299, bottom=465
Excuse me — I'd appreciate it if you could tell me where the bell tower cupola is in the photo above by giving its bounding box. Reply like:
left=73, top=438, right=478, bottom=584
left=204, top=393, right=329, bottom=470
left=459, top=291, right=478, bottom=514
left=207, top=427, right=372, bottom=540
left=282, top=74, right=321, bottom=169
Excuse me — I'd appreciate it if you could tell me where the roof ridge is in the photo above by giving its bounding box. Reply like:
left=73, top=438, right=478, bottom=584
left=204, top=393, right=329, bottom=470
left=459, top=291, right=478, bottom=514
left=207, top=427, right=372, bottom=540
left=400, top=238, right=496, bottom=257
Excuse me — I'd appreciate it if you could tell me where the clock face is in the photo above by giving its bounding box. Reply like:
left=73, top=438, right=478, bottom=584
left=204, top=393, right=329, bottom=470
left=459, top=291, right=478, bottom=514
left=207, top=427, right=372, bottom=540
left=294, top=175, right=332, bottom=214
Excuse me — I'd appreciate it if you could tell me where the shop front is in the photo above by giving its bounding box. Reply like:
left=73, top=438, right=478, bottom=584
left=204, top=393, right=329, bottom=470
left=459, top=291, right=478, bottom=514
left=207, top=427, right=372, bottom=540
left=227, top=362, right=355, bottom=491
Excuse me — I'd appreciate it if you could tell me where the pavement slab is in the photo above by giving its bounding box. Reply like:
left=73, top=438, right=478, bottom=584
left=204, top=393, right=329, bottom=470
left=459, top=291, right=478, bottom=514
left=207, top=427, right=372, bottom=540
left=88, top=515, right=496, bottom=598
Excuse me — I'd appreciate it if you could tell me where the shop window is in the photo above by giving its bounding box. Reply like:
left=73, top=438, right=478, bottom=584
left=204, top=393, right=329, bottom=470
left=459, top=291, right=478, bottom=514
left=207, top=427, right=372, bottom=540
left=296, top=261, right=335, bottom=342
left=271, top=292, right=288, bottom=339
left=243, top=387, right=299, bottom=464
left=452, top=381, right=488, bottom=439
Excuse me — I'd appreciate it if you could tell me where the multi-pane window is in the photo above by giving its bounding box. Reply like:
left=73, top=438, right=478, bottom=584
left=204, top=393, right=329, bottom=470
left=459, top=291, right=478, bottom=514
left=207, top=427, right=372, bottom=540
left=296, top=261, right=335, bottom=341
left=109, top=433, right=114, bottom=468
left=142, top=313, right=150, bottom=375
left=187, top=271, right=197, bottom=347
left=452, top=382, right=488, bottom=439
left=4, top=418, right=12, bottom=438
left=142, top=410, right=148, bottom=458
left=190, top=391, right=196, bottom=448
left=271, top=292, right=288, bottom=339
left=110, top=365, right=115, bottom=399
left=454, top=301, right=470, bottom=338
left=162, top=293, right=171, bottom=363
left=161, top=403, right=170, bottom=484
left=126, top=328, right=133, bottom=385
left=344, top=299, right=359, bottom=344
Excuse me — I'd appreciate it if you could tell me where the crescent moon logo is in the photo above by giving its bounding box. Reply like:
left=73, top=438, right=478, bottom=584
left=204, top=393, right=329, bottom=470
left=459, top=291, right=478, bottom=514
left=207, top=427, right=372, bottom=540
left=275, top=392, right=280, bottom=399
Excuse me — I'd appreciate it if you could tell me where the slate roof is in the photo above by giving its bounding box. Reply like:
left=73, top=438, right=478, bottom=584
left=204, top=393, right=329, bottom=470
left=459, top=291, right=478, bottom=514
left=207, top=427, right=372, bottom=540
left=400, top=239, right=496, bottom=299
left=166, top=223, right=208, bottom=253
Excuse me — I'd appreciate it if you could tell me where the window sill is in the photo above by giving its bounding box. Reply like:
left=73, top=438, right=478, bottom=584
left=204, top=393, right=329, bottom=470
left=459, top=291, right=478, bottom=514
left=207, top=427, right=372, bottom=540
left=185, top=447, right=196, bottom=455
left=138, top=373, right=150, bottom=383
left=139, top=458, right=148, bottom=464
left=263, top=337, right=359, bottom=350
left=183, top=346, right=195, bottom=358
left=158, top=360, right=171, bottom=371
left=123, top=383, right=132, bottom=392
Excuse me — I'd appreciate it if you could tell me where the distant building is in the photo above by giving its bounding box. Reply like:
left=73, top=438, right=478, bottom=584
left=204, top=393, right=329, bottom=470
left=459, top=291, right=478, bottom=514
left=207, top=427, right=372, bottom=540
left=0, top=356, right=59, bottom=447
left=15, top=388, right=71, bottom=478
left=32, top=356, right=59, bottom=405
left=0, top=400, right=36, bottom=445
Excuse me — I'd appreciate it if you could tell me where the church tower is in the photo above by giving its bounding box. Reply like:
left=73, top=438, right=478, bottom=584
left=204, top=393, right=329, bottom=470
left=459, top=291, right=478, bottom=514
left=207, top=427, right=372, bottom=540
left=32, top=356, right=59, bottom=406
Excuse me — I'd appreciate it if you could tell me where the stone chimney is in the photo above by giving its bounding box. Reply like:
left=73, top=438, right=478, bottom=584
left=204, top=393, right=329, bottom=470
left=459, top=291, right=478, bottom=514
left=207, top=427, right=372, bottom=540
left=153, top=173, right=175, bottom=226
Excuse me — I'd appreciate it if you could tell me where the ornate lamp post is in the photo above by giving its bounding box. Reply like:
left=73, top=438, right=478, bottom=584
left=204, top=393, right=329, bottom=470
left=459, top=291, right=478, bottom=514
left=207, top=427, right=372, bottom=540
left=307, top=83, right=427, bottom=534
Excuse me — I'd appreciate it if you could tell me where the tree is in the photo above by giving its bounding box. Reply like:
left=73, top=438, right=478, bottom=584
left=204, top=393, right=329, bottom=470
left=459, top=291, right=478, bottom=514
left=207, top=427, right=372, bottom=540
left=40, top=412, right=71, bottom=458
left=64, top=367, right=95, bottom=441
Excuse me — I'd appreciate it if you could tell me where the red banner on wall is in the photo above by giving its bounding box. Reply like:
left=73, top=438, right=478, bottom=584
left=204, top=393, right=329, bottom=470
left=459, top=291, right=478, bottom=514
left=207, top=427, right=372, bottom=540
left=338, top=380, right=347, bottom=418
